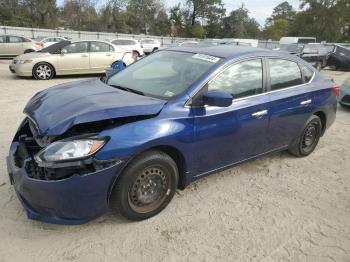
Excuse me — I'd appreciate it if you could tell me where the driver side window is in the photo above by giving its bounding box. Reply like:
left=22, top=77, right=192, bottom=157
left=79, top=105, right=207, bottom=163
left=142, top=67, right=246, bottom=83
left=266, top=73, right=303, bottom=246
left=62, top=42, right=89, bottom=54
left=208, top=59, right=263, bottom=99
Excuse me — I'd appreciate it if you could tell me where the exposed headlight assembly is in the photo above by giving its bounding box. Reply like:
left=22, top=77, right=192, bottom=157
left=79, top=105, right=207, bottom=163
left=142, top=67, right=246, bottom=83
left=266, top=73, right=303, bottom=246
left=35, top=138, right=106, bottom=167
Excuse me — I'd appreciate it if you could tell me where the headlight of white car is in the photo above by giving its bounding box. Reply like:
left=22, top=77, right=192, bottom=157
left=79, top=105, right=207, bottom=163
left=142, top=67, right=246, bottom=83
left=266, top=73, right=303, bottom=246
left=35, top=138, right=106, bottom=163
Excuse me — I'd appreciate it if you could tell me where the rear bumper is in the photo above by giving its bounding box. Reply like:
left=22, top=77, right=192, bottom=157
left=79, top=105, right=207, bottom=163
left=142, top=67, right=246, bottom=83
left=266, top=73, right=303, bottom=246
left=7, top=142, right=124, bottom=225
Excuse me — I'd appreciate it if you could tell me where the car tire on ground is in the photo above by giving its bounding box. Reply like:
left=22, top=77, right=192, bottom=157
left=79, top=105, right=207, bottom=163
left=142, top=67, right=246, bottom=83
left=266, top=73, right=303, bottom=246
left=288, top=115, right=322, bottom=157
left=24, top=49, right=35, bottom=54
left=33, top=62, right=55, bottom=80
left=111, top=150, right=179, bottom=221
left=152, top=48, right=158, bottom=53
left=315, top=61, right=322, bottom=71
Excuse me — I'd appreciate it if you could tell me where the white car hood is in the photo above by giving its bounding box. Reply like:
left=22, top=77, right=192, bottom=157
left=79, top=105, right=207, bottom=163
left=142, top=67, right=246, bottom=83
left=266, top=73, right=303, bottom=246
left=14, top=52, right=51, bottom=60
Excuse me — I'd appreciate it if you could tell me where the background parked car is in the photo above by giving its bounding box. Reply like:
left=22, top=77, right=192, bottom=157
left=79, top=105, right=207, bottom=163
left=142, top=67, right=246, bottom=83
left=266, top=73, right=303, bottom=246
left=326, top=45, right=350, bottom=71
left=40, top=37, right=68, bottom=48
left=9, top=40, right=134, bottom=80
left=140, top=39, right=160, bottom=54
left=0, top=35, right=43, bottom=57
left=279, top=43, right=329, bottom=70
left=339, top=77, right=350, bottom=107
left=111, top=38, right=144, bottom=56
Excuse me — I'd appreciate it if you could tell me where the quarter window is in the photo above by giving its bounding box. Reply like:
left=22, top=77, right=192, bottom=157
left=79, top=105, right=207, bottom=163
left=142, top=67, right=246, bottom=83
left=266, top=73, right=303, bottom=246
left=0, top=36, right=5, bottom=43
left=208, top=59, right=263, bottom=99
left=268, top=59, right=302, bottom=90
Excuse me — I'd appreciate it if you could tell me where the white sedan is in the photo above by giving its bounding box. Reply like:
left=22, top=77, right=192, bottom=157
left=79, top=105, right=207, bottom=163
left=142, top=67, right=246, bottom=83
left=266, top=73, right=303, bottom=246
left=41, top=37, right=68, bottom=48
left=111, top=38, right=144, bottom=56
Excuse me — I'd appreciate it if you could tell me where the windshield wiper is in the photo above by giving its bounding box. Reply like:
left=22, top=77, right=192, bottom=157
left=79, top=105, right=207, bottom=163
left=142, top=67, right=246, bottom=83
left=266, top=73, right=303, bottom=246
left=109, top=84, right=145, bottom=96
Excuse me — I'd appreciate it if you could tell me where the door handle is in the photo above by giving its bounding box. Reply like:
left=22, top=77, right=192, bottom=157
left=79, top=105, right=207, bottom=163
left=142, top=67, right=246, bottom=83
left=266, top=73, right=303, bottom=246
left=252, top=110, right=268, bottom=118
left=300, top=99, right=312, bottom=105
left=81, top=54, right=88, bottom=57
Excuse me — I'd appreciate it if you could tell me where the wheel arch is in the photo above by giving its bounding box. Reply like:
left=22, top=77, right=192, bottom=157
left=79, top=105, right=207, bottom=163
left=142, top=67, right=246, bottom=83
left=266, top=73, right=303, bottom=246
left=313, top=110, right=327, bottom=136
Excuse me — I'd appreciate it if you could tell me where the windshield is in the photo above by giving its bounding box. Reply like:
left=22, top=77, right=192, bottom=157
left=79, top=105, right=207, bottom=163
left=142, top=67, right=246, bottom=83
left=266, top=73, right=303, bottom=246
left=142, top=40, right=156, bottom=44
left=108, top=50, right=221, bottom=99
left=112, top=39, right=136, bottom=45
left=280, top=44, right=303, bottom=53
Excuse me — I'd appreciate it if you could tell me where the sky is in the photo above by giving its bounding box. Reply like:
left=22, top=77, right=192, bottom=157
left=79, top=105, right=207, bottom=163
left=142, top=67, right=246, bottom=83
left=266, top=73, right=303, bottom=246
left=57, top=0, right=301, bottom=26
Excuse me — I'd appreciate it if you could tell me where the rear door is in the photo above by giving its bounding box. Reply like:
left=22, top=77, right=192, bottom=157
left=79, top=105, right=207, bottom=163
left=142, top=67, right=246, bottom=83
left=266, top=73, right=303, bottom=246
left=7, top=36, right=24, bottom=55
left=0, top=35, right=7, bottom=56
left=57, top=41, right=90, bottom=74
left=89, top=41, right=115, bottom=72
left=266, top=58, right=315, bottom=150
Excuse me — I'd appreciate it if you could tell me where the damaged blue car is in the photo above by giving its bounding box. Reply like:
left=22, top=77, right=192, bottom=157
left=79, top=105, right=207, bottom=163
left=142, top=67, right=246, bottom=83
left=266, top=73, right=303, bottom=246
left=7, top=46, right=337, bottom=224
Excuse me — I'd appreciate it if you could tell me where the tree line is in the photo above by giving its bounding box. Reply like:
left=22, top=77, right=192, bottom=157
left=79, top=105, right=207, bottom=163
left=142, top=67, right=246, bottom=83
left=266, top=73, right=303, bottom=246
left=0, top=0, right=349, bottom=42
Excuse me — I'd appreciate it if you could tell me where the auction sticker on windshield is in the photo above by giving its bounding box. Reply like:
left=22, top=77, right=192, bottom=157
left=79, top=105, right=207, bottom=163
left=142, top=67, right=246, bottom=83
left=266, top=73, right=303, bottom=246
left=192, top=53, right=220, bottom=63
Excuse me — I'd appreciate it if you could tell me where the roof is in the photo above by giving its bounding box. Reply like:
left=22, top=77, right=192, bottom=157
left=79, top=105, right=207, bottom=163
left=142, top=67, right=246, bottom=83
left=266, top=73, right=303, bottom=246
left=167, top=45, right=273, bottom=59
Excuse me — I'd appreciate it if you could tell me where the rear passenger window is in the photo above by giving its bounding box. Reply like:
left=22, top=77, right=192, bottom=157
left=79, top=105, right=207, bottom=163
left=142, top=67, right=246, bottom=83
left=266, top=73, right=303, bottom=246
left=300, top=64, right=314, bottom=83
left=268, top=59, right=302, bottom=90
left=208, top=59, right=263, bottom=99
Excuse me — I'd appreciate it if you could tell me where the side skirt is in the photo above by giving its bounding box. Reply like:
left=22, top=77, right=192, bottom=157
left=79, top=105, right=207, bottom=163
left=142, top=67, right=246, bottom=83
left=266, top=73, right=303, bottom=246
left=190, top=145, right=289, bottom=183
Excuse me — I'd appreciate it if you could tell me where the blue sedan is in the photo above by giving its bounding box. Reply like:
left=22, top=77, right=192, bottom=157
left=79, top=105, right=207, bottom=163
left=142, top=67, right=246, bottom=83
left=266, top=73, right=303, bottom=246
left=7, top=46, right=337, bottom=224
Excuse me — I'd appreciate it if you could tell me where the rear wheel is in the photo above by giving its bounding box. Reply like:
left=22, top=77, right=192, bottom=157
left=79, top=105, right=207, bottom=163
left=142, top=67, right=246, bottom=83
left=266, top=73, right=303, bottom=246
left=315, top=61, right=322, bottom=71
left=288, top=115, right=322, bottom=157
left=111, top=150, right=178, bottom=220
left=33, top=62, right=54, bottom=80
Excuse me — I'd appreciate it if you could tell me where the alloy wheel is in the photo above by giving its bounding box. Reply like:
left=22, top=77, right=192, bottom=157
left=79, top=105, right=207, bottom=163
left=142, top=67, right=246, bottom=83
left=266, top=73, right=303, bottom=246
left=35, top=65, right=52, bottom=80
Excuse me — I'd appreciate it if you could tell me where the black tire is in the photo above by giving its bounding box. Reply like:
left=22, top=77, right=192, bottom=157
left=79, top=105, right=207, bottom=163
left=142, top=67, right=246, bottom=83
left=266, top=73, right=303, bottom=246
left=24, top=49, right=35, bottom=54
left=288, top=115, right=322, bottom=157
left=315, top=61, right=322, bottom=71
left=152, top=47, right=158, bottom=53
left=33, top=62, right=54, bottom=80
left=111, top=150, right=178, bottom=221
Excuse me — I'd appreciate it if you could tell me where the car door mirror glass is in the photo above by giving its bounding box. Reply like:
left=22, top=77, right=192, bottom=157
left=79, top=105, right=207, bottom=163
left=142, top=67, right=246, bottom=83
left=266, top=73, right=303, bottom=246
left=202, top=90, right=233, bottom=107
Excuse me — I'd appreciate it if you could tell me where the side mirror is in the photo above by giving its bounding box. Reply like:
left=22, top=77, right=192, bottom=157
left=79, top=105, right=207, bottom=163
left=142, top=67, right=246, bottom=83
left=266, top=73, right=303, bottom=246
left=202, top=90, right=233, bottom=107
left=60, top=49, right=67, bottom=55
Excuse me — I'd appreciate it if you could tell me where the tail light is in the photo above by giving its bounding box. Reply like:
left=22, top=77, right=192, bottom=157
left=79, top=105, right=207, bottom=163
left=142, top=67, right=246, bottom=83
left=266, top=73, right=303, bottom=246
left=332, top=83, right=340, bottom=97
left=35, top=41, right=43, bottom=47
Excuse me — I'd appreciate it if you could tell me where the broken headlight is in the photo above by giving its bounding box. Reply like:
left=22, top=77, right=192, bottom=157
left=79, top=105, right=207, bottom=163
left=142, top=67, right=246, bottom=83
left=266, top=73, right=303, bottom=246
left=35, top=138, right=106, bottom=164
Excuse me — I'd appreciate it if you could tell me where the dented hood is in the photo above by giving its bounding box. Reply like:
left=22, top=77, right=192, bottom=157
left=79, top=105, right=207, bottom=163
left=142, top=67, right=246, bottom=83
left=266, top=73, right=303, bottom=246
left=24, top=79, right=167, bottom=136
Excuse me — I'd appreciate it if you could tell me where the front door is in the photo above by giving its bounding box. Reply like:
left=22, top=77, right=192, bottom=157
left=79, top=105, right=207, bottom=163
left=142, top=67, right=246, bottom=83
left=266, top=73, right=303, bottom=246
left=192, top=58, right=270, bottom=176
left=57, top=41, right=90, bottom=74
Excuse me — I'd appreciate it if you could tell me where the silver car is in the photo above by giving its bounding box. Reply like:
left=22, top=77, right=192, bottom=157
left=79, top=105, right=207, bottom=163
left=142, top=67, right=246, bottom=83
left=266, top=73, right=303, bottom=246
left=0, top=35, right=43, bottom=57
left=9, top=40, right=134, bottom=80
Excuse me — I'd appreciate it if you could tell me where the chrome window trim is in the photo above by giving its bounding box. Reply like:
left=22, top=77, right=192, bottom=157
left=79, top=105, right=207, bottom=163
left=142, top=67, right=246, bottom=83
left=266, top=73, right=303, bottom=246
left=184, top=55, right=316, bottom=108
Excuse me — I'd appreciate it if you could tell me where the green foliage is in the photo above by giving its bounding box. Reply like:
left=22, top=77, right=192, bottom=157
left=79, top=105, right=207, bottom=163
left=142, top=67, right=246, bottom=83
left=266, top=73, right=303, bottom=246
left=0, top=0, right=348, bottom=42
left=265, top=18, right=289, bottom=40
left=222, top=6, right=260, bottom=38
left=190, top=24, right=206, bottom=38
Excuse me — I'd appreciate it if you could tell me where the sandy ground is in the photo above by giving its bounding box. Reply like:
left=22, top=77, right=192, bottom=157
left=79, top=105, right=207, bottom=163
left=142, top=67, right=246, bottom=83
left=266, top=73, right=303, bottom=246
left=0, top=60, right=349, bottom=262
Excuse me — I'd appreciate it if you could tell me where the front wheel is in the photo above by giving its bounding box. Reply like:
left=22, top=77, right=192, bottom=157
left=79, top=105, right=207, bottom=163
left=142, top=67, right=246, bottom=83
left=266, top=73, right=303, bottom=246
left=288, top=115, right=322, bottom=157
left=33, top=62, right=54, bottom=80
left=111, top=150, right=178, bottom=221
